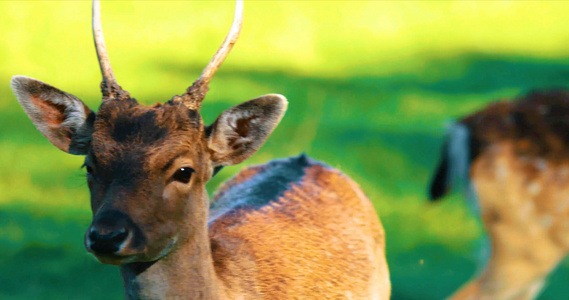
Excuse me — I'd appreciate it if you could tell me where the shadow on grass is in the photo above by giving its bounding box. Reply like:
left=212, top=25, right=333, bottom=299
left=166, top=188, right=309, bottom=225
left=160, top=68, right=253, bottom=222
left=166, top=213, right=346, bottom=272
left=389, top=244, right=476, bottom=300
left=2, top=53, right=569, bottom=299
left=0, top=208, right=122, bottom=300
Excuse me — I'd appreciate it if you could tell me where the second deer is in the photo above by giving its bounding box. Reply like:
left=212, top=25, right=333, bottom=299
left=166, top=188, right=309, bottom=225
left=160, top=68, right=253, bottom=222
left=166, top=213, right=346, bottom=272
left=429, top=90, right=569, bottom=300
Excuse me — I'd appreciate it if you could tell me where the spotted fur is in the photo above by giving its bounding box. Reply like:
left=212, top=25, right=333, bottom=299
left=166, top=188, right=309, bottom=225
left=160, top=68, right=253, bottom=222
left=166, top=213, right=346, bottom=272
left=429, top=90, right=569, bottom=300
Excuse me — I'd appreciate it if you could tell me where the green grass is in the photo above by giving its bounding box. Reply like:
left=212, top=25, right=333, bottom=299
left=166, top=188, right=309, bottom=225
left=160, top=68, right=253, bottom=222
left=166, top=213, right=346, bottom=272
left=3, top=1, right=569, bottom=299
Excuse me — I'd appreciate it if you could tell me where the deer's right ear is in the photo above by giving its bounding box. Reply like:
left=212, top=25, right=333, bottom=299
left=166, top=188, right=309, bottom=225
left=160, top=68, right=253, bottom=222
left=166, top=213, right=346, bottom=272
left=11, top=75, right=94, bottom=155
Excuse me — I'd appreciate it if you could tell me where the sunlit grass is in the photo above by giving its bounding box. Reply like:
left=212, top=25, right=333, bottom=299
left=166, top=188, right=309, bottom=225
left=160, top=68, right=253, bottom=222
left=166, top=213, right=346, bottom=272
left=3, top=1, right=569, bottom=299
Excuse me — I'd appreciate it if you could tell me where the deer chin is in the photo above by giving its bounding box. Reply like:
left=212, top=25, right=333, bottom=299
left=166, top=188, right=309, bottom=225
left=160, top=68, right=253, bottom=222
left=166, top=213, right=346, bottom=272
left=92, top=253, right=138, bottom=266
left=119, top=237, right=178, bottom=265
left=85, top=234, right=149, bottom=266
left=148, top=236, right=178, bottom=261
left=87, top=237, right=176, bottom=266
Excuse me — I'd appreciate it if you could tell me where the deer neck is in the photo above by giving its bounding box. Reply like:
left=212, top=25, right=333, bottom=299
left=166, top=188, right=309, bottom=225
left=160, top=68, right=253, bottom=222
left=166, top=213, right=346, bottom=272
left=450, top=243, right=563, bottom=300
left=120, top=192, right=224, bottom=300
left=451, top=275, right=545, bottom=300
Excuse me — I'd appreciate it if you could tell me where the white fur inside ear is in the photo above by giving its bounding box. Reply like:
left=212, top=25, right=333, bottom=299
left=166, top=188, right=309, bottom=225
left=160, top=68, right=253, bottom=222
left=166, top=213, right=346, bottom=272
left=208, top=94, right=287, bottom=166
left=11, top=75, right=92, bottom=153
left=208, top=109, right=256, bottom=157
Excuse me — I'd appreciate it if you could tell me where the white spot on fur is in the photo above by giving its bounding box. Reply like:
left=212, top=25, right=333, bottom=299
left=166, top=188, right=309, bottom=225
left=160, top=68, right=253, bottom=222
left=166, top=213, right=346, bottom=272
left=560, top=167, right=569, bottom=178
left=528, top=182, right=541, bottom=196
left=519, top=201, right=535, bottom=220
left=535, top=158, right=547, bottom=171
left=496, top=159, right=508, bottom=179
left=540, top=215, right=553, bottom=229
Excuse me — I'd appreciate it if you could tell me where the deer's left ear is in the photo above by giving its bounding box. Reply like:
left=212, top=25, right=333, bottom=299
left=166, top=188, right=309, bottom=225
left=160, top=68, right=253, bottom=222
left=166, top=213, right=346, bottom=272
left=206, top=94, right=287, bottom=167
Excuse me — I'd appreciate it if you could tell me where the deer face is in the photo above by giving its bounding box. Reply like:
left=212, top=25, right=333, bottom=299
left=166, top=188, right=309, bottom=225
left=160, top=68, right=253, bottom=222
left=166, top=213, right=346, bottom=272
left=12, top=0, right=285, bottom=265
left=11, top=76, right=287, bottom=265
left=84, top=100, right=208, bottom=265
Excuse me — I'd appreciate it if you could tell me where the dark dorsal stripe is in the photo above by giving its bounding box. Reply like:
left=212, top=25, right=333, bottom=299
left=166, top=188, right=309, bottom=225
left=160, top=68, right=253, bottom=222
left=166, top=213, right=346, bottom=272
left=208, top=154, right=317, bottom=224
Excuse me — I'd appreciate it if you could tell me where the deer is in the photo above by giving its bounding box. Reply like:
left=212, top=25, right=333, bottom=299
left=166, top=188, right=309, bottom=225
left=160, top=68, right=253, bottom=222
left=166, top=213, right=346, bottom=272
left=428, top=90, right=569, bottom=300
left=10, top=1, right=390, bottom=299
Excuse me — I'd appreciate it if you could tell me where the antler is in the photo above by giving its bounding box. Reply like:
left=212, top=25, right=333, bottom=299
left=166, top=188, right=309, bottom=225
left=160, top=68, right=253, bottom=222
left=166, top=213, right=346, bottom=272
left=173, top=0, right=244, bottom=110
left=92, top=0, right=129, bottom=100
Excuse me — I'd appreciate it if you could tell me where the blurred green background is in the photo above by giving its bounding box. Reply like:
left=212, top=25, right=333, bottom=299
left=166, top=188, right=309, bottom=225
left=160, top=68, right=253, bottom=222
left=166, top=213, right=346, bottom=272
left=2, top=1, right=569, bottom=299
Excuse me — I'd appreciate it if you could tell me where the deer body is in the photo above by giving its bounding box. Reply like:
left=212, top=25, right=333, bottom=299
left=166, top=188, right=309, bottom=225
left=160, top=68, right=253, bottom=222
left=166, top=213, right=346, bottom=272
left=209, top=156, right=389, bottom=299
left=11, top=1, right=390, bottom=299
left=429, top=91, right=569, bottom=300
left=120, top=155, right=389, bottom=299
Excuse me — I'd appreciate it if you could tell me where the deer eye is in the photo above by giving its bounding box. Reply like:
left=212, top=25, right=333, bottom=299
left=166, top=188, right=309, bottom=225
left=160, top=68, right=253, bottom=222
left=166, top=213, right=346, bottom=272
left=172, top=167, right=194, bottom=184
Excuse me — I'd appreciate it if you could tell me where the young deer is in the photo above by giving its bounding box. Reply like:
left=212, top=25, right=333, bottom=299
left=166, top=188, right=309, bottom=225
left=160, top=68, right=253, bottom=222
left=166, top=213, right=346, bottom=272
left=429, top=90, right=569, bottom=300
left=11, top=1, right=390, bottom=299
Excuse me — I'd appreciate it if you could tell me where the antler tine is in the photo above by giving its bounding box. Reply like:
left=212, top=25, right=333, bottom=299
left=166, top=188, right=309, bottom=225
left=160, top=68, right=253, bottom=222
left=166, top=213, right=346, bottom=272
left=174, top=0, right=244, bottom=110
left=92, top=0, right=129, bottom=100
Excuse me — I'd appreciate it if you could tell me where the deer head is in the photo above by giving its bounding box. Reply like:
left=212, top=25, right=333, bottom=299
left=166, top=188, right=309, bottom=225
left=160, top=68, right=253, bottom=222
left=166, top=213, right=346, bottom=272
left=11, top=0, right=287, bottom=266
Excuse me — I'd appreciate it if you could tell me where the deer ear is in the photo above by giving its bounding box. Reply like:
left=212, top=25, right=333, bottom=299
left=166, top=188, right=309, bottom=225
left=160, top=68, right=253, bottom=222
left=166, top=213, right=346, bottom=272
left=11, top=75, right=94, bottom=155
left=206, top=94, right=287, bottom=167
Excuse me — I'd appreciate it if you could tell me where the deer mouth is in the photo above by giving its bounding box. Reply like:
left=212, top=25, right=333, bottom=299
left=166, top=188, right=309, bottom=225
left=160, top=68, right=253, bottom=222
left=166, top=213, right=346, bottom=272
left=91, top=252, right=138, bottom=266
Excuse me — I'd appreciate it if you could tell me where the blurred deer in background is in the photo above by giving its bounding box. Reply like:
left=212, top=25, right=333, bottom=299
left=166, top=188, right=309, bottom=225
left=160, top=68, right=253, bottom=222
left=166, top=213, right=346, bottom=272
left=429, top=90, right=569, bottom=300
left=10, top=0, right=390, bottom=299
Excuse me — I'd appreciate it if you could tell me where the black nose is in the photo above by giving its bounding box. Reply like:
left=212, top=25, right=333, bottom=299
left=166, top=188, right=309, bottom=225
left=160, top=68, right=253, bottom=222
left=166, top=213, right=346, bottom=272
left=88, top=226, right=130, bottom=254
left=86, top=210, right=132, bottom=255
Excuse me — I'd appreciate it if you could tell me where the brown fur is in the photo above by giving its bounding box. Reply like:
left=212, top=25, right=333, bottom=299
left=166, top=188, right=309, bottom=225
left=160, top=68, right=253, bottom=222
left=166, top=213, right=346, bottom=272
left=30, top=95, right=67, bottom=126
left=462, top=90, right=569, bottom=161
left=445, top=90, right=569, bottom=300
left=451, top=143, right=568, bottom=300
left=209, top=164, right=390, bottom=299
left=11, top=76, right=93, bottom=153
left=12, top=0, right=391, bottom=293
left=12, top=74, right=391, bottom=299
